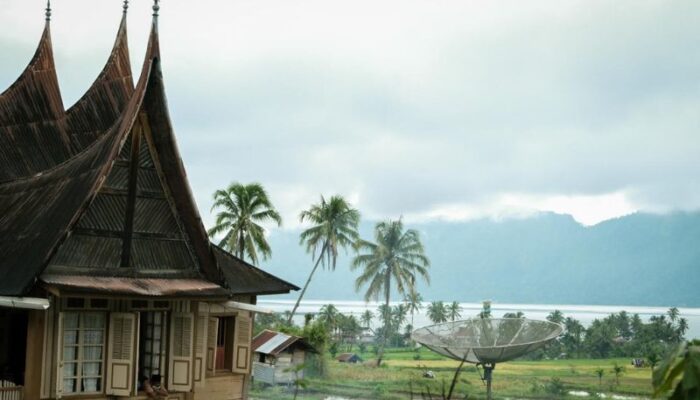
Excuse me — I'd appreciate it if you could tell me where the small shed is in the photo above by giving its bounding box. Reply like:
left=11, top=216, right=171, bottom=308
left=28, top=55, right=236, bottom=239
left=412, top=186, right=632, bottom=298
left=252, top=330, right=317, bottom=385
left=336, top=353, right=363, bottom=363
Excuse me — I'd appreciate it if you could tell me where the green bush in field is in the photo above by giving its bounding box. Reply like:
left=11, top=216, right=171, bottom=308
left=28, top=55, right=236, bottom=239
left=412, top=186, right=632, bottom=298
left=373, top=383, right=388, bottom=397
left=544, top=377, right=566, bottom=397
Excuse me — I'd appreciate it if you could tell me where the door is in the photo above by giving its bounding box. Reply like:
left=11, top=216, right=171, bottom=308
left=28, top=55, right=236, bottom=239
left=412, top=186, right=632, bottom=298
left=215, top=317, right=226, bottom=370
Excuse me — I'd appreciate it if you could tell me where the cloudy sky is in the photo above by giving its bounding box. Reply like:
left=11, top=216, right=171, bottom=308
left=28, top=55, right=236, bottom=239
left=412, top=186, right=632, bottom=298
left=2, top=0, right=699, bottom=228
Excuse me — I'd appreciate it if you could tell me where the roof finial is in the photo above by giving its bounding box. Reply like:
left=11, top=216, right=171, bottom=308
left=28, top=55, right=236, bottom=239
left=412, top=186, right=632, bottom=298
left=152, top=0, right=160, bottom=17
left=45, top=0, right=51, bottom=21
left=123, top=0, right=129, bottom=14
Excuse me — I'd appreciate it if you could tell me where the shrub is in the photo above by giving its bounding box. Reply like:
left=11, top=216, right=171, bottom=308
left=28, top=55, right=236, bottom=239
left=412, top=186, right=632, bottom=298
left=544, top=377, right=566, bottom=397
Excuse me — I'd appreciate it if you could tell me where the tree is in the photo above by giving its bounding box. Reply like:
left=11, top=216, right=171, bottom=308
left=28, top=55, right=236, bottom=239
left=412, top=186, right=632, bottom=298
left=392, top=304, right=408, bottom=332
left=547, top=310, right=565, bottom=325
left=653, top=339, right=700, bottom=399
left=319, top=304, right=340, bottom=335
left=404, top=290, right=423, bottom=328
left=595, top=368, right=605, bottom=387
left=427, top=301, right=448, bottom=324
left=676, top=317, right=689, bottom=341
left=447, top=301, right=462, bottom=322
left=208, top=182, right=282, bottom=264
left=361, top=310, right=374, bottom=330
left=503, top=311, right=524, bottom=318
left=288, top=196, right=360, bottom=323
left=284, top=363, right=308, bottom=400
left=612, top=363, right=625, bottom=386
left=353, top=219, right=430, bottom=366
left=647, top=352, right=660, bottom=369
left=478, top=300, right=492, bottom=319
left=667, top=307, right=680, bottom=323
left=562, top=317, right=585, bottom=358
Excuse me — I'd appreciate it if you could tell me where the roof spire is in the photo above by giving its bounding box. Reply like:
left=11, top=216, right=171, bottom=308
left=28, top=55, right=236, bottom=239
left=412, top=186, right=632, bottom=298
left=152, top=0, right=160, bottom=18
left=123, top=0, right=128, bottom=14
left=45, top=0, right=51, bottom=21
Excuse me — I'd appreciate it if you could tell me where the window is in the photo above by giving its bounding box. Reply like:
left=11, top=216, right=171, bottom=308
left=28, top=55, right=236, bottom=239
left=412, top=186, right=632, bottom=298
left=138, top=311, right=168, bottom=386
left=64, top=297, right=109, bottom=310
left=62, top=312, right=106, bottom=394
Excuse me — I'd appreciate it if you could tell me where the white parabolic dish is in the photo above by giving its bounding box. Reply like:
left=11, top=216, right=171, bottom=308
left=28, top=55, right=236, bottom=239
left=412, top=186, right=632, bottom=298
left=411, top=318, right=563, bottom=364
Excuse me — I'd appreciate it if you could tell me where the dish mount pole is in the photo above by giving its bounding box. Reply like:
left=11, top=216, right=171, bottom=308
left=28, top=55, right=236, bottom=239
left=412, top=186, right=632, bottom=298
left=483, top=363, right=495, bottom=400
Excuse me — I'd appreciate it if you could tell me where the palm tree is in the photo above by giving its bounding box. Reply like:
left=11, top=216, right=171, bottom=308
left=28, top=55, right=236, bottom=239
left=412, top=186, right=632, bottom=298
left=612, top=363, right=625, bottom=386
left=353, top=219, right=430, bottom=366
left=288, top=196, right=360, bottom=323
left=361, top=310, right=374, bottom=330
left=547, top=309, right=565, bottom=325
left=427, top=301, right=447, bottom=324
left=595, top=368, right=605, bottom=387
left=404, top=290, right=423, bottom=328
left=447, top=301, right=462, bottom=322
left=392, top=304, right=408, bottom=344
left=677, top=317, right=689, bottom=340
left=319, top=304, right=340, bottom=334
left=208, top=182, right=282, bottom=264
left=478, top=300, right=492, bottom=319
left=667, top=307, right=680, bottom=323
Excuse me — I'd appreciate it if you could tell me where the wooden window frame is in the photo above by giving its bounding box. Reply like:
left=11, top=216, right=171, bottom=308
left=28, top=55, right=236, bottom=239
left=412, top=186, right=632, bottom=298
left=138, top=311, right=168, bottom=385
left=62, top=297, right=110, bottom=311
left=61, top=312, right=107, bottom=395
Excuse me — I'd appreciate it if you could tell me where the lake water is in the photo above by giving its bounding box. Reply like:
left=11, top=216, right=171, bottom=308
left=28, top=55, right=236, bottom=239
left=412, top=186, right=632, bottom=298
left=257, top=299, right=700, bottom=339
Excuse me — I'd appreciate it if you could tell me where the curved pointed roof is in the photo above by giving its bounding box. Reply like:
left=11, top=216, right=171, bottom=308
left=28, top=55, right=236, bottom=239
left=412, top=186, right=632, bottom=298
left=0, top=10, right=135, bottom=182
left=0, top=10, right=297, bottom=298
left=0, top=18, right=157, bottom=295
left=0, top=21, right=70, bottom=181
left=0, top=18, right=223, bottom=295
left=65, top=11, right=134, bottom=151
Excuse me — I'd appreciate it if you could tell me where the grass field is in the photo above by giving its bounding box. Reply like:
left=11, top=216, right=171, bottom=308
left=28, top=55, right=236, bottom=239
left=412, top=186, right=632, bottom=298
left=250, top=347, right=653, bottom=399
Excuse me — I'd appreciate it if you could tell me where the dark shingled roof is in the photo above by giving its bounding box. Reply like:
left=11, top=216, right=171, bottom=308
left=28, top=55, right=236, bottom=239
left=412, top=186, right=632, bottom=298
left=0, top=21, right=70, bottom=180
left=0, top=10, right=298, bottom=298
left=64, top=13, right=134, bottom=152
left=214, top=245, right=299, bottom=295
left=0, top=13, right=134, bottom=182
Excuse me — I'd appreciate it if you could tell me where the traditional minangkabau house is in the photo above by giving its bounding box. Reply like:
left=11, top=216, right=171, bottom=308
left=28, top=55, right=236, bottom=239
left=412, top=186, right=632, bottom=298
left=0, top=2, right=298, bottom=399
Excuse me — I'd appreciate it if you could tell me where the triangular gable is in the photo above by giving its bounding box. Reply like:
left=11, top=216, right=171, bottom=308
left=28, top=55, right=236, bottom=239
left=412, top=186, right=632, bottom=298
left=47, top=113, right=202, bottom=277
left=0, top=18, right=220, bottom=295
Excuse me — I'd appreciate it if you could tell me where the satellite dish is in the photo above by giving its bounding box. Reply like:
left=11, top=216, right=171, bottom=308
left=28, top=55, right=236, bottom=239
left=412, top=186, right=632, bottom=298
left=412, top=318, right=563, bottom=399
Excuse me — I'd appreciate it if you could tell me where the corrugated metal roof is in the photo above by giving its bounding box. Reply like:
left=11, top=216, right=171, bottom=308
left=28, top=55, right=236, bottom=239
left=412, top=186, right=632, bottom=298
left=252, top=329, right=318, bottom=356
left=214, top=245, right=299, bottom=295
left=41, top=275, right=229, bottom=297
left=256, top=333, right=292, bottom=354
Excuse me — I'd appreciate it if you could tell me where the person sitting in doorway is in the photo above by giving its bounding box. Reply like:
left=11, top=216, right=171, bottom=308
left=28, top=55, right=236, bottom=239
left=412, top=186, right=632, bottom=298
left=142, top=374, right=168, bottom=399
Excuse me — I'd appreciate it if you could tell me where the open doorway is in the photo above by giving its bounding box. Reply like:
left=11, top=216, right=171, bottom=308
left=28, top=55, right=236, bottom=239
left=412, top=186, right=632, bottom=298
left=0, top=309, right=28, bottom=385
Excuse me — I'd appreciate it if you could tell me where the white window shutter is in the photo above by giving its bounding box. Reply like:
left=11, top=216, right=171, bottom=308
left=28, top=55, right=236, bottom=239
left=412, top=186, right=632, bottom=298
left=106, top=313, right=137, bottom=396
left=232, top=314, right=252, bottom=374
left=194, top=315, right=207, bottom=388
left=206, top=317, right=218, bottom=375
left=168, top=312, right=194, bottom=392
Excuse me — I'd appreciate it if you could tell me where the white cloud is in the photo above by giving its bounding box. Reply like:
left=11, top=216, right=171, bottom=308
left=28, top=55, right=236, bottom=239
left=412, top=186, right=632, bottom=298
left=2, top=0, right=699, bottom=231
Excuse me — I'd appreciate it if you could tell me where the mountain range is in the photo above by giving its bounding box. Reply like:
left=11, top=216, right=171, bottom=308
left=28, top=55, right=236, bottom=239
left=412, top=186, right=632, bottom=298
left=257, top=212, right=700, bottom=307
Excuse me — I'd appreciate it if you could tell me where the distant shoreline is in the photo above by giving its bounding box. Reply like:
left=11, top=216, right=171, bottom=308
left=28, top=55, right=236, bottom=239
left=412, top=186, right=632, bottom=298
left=257, top=299, right=700, bottom=339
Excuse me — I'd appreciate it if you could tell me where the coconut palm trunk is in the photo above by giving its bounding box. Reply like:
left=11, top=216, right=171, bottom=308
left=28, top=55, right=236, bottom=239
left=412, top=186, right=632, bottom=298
left=288, top=242, right=328, bottom=324
left=376, top=273, right=391, bottom=366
